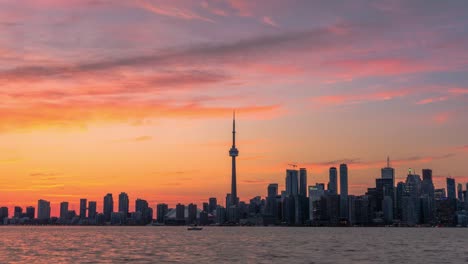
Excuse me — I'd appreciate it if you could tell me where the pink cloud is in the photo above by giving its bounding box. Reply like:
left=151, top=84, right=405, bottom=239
left=416, top=96, right=449, bottom=105
left=262, top=16, right=278, bottom=27
left=135, top=0, right=214, bottom=23
left=432, top=112, right=452, bottom=124
left=311, top=89, right=410, bottom=106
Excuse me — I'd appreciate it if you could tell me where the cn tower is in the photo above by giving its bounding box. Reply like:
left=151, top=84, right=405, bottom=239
left=229, top=111, right=239, bottom=206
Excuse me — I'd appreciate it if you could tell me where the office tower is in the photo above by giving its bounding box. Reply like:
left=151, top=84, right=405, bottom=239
left=421, top=169, right=435, bottom=198
left=229, top=111, right=239, bottom=206
left=14, top=206, right=22, bottom=218
left=225, top=193, right=232, bottom=208
left=119, top=192, right=129, bottom=215
left=376, top=178, right=394, bottom=212
left=37, top=199, right=51, bottom=220
left=216, top=206, right=226, bottom=224
left=447, top=178, right=456, bottom=200
left=135, top=199, right=149, bottom=224
left=395, top=182, right=406, bottom=220
left=60, top=202, right=69, bottom=219
left=103, top=193, right=114, bottom=222
left=208, top=197, right=217, bottom=213
left=286, top=169, right=299, bottom=196
left=266, top=183, right=279, bottom=218
left=199, top=211, right=209, bottom=225
left=309, top=184, right=325, bottom=221
left=328, top=167, right=338, bottom=195
left=340, top=164, right=349, bottom=220
left=299, top=168, right=307, bottom=196
left=176, top=203, right=185, bottom=222
left=402, top=172, right=422, bottom=225
left=188, top=203, right=197, bottom=225
left=381, top=157, right=395, bottom=184
left=156, top=203, right=168, bottom=223
left=457, top=183, right=463, bottom=201
left=88, top=201, right=97, bottom=220
left=26, top=206, right=35, bottom=219
left=0, top=207, right=8, bottom=221
left=203, top=202, right=209, bottom=212
left=80, top=198, right=87, bottom=218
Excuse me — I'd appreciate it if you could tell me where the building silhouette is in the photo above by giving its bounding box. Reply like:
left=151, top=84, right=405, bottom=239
left=340, top=164, right=349, bottom=220
left=328, top=167, right=338, bottom=195
left=103, top=193, right=113, bottom=222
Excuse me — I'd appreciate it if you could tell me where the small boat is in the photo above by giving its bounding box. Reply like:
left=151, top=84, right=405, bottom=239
left=187, top=226, right=203, bottom=231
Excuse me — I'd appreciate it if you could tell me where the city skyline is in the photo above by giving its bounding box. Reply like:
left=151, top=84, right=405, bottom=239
left=0, top=116, right=466, bottom=220
left=0, top=1, right=468, bottom=216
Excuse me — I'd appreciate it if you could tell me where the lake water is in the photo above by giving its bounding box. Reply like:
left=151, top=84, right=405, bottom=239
left=0, top=226, right=467, bottom=263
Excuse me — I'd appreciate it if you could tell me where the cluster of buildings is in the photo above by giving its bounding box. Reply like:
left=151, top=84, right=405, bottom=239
left=1, top=115, right=467, bottom=227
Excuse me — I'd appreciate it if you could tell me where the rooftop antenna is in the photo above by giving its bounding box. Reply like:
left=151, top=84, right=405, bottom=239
left=387, top=156, right=390, bottom=167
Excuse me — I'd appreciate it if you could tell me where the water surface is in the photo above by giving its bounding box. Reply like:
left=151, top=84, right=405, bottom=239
left=0, top=226, right=466, bottom=263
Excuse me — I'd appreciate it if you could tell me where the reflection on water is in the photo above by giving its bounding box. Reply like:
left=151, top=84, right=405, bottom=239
left=0, top=226, right=467, bottom=263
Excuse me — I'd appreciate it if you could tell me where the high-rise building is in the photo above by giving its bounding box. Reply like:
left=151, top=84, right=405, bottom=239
left=26, top=206, right=35, bottom=219
left=176, top=203, right=185, bottom=221
left=119, top=192, right=129, bottom=215
left=447, top=178, right=456, bottom=200
left=402, top=172, right=422, bottom=225
left=299, top=168, right=307, bottom=197
left=80, top=198, right=87, bottom=218
left=340, top=164, right=349, bottom=220
left=188, top=203, right=197, bottom=225
left=309, top=184, right=325, bottom=221
left=266, top=183, right=279, bottom=218
left=328, top=167, right=338, bottom=195
left=156, top=203, right=168, bottom=223
left=14, top=206, right=22, bottom=218
left=88, top=201, right=97, bottom=220
left=208, top=197, right=217, bottom=213
left=37, top=199, right=51, bottom=220
left=286, top=169, right=299, bottom=196
left=103, top=193, right=113, bottom=222
left=457, top=183, right=463, bottom=201
left=60, top=202, right=69, bottom=219
left=228, top=111, right=239, bottom=206
left=381, top=157, right=395, bottom=184
left=135, top=199, right=150, bottom=224
left=0, top=207, right=9, bottom=221
left=421, top=169, right=435, bottom=198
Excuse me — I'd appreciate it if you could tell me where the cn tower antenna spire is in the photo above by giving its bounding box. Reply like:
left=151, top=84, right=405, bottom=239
left=229, top=110, right=239, bottom=206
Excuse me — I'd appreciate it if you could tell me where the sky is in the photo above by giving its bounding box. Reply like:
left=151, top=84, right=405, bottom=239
left=1, top=0, right=468, bottom=216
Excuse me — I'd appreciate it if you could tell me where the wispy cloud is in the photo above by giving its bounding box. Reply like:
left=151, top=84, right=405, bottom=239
left=135, top=0, right=214, bottom=23
left=262, top=16, right=278, bottom=27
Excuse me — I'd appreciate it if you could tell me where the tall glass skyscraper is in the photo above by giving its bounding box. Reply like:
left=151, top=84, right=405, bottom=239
left=328, top=167, right=337, bottom=195
left=340, top=164, right=348, bottom=220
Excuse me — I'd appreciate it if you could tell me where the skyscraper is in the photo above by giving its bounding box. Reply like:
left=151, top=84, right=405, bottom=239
left=229, top=111, right=239, bottom=206
left=340, top=164, right=349, bottom=220
left=37, top=199, right=51, bottom=221
left=208, top=197, right=217, bottom=213
left=299, top=168, right=307, bottom=197
left=119, top=192, right=129, bottom=215
left=328, top=167, right=338, bottom=195
left=447, top=178, right=456, bottom=200
left=285, top=169, right=299, bottom=196
left=381, top=156, right=395, bottom=187
left=26, top=206, right=35, bottom=219
left=156, top=203, right=168, bottom=223
left=135, top=199, right=150, bottom=224
left=88, top=201, right=97, bottom=220
left=103, top=193, right=113, bottom=222
left=60, top=202, right=69, bottom=219
left=188, top=203, right=197, bottom=225
left=80, top=198, right=87, bottom=218
left=457, top=183, right=463, bottom=201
